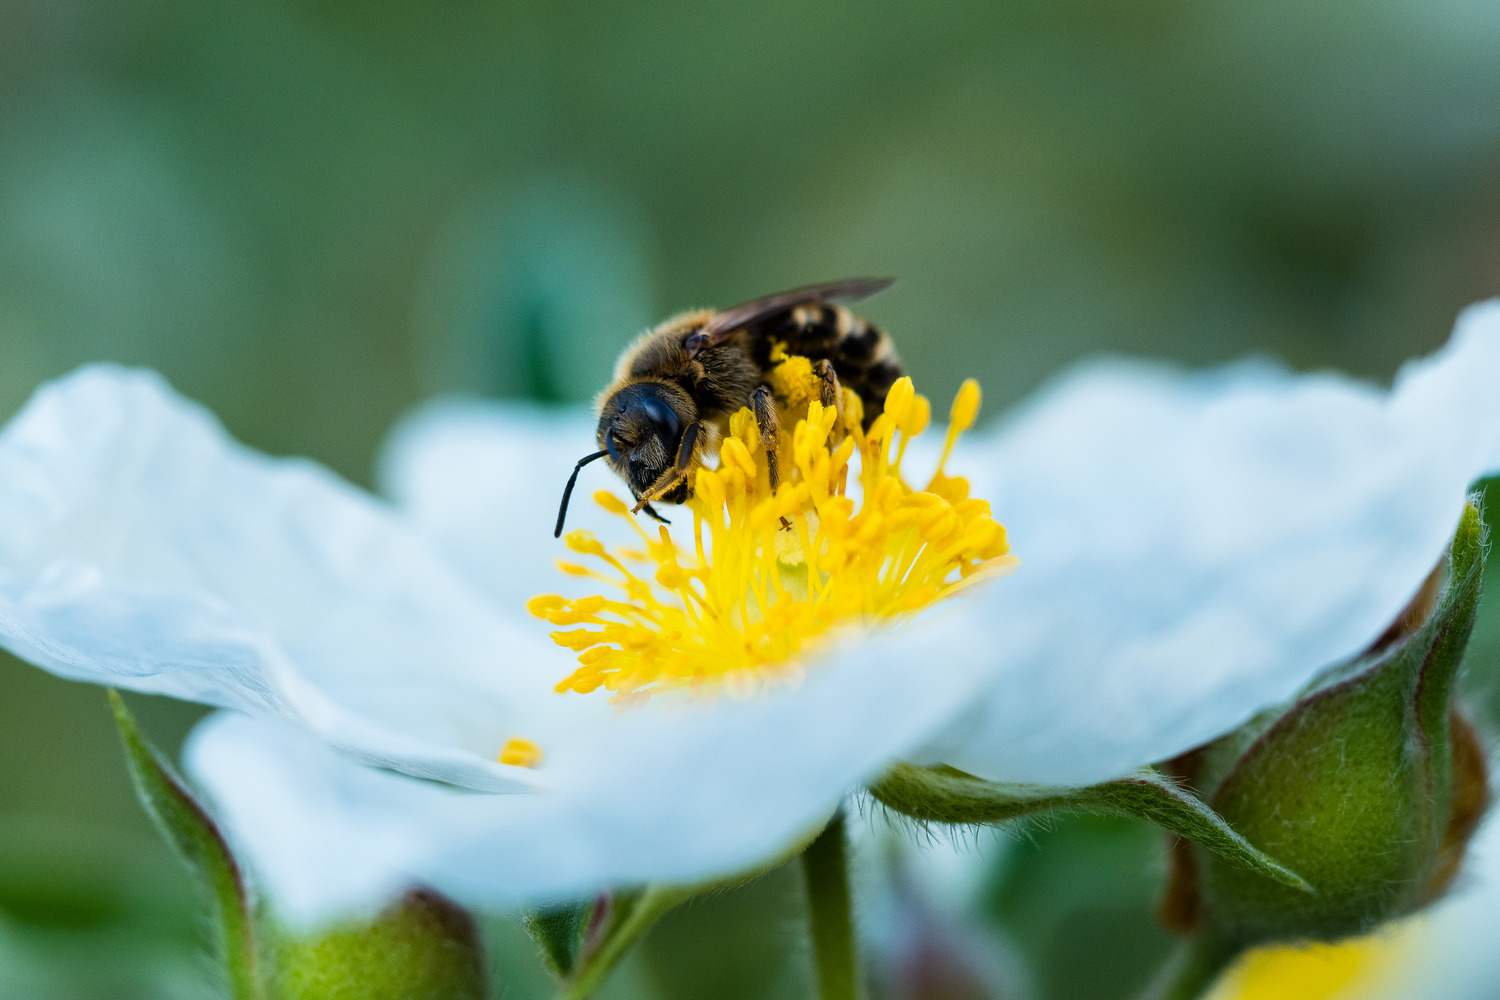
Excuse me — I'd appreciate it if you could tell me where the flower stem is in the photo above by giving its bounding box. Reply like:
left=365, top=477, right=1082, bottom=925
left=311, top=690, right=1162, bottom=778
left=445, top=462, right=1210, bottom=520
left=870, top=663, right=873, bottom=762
left=1138, top=934, right=1238, bottom=1000
left=801, top=811, right=858, bottom=1000
left=558, top=884, right=690, bottom=1000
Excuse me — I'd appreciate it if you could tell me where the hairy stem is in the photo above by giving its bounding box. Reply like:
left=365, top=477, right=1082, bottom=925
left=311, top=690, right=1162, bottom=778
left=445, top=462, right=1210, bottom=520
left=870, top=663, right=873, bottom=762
left=802, top=812, right=858, bottom=1000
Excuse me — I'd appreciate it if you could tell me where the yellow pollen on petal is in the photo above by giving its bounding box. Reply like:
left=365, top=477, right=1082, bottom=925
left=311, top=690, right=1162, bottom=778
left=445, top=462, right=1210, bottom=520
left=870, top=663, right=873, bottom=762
left=497, top=737, right=544, bottom=768
left=531, top=373, right=1018, bottom=704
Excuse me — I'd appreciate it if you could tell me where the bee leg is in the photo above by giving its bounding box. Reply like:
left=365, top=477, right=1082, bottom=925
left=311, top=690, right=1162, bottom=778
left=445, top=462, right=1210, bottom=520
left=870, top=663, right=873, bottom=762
left=814, top=359, right=850, bottom=494
left=632, top=420, right=705, bottom=512
left=751, top=386, right=794, bottom=529
left=751, top=386, right=782, bottom=493
left=674, top=420, right=705, bottom=477
left=813, top=358, right=842, bottom=413
left=641, top=502, right=671, bottom=525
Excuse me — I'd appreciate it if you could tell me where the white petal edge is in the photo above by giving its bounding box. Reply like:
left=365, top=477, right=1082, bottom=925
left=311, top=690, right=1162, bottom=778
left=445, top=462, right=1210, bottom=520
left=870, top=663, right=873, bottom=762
left=922, top=300, right=1500, bottom=782
left=185, top=595, right=1003, bottom=924
left=0, top=365, right=600, bottom=792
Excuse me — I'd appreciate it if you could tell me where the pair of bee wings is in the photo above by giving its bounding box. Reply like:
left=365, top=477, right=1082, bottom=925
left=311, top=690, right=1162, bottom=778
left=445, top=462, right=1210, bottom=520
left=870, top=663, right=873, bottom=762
left=696, top=277, right=895, bottom=346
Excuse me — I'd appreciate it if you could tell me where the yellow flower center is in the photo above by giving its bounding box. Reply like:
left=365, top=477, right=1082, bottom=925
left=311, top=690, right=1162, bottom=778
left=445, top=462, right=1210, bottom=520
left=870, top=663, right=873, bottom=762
left=528, top=371, right=1017, bottom=704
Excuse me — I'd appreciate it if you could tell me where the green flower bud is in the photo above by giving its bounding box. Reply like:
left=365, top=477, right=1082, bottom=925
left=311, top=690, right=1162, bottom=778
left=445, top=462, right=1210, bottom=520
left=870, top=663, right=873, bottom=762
left=271, top=888, right=488, bottom=1000
left=1162, top=501, right=1490, bottom=948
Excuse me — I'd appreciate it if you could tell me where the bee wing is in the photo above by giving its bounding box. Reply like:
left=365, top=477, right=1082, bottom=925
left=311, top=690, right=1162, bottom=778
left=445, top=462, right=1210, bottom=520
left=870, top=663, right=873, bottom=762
left=698, top=277, right=895, bottom=345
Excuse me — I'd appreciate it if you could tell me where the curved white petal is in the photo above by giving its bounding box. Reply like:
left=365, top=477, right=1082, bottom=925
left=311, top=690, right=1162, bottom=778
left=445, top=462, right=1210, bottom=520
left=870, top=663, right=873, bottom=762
left=0, top=366, right=596, bottom=791
left=387, top=305, right=1500, bottom=788
left=378, top=398, right=640, bottom=609
left=187, top=598, right=1001, bottom=922
left=925, top=300, right=1500, bottom=783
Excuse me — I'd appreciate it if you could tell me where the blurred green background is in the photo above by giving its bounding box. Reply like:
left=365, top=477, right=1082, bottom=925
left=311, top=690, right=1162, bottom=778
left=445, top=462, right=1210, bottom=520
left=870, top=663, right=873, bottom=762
left=3, top=0, right=1500, bottom=996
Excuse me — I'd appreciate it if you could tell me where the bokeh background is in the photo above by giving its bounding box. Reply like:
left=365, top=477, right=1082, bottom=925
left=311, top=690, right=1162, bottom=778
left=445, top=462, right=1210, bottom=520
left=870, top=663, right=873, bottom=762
left=3, top=1, right=1500, bottom=997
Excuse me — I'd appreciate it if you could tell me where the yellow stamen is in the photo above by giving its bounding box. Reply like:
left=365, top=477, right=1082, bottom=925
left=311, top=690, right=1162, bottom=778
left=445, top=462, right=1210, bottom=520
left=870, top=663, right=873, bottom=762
left=497, top=737, right=544, bottom=768
left=532, top=374, right=1018, bottom=703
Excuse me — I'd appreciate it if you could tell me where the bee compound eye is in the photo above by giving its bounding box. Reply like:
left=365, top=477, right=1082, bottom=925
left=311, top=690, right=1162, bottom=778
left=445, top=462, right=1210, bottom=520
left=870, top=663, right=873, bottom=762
left=639, top=396, right=682, bottom=444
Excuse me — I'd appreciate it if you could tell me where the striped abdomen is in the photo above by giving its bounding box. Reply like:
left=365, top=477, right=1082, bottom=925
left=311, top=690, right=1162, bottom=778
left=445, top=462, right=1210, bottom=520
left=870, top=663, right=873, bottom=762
left=739, top=302, right=904, bottom=428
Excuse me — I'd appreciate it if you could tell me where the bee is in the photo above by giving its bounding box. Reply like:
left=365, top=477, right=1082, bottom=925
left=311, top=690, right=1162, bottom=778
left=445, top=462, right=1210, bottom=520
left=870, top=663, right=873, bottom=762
left=553, top=277, right=904, bottom=537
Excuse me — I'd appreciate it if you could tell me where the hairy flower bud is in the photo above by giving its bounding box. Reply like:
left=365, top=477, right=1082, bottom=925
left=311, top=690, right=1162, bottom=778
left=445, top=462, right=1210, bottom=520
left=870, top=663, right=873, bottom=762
left=1162, top=502, right=1490, bottom=947
left=271, top=888, right=488, bottom=1000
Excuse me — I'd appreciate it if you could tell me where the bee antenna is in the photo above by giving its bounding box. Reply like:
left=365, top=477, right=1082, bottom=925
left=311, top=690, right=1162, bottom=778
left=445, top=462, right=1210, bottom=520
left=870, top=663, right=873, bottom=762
left=555, top=450, right=609, bottom=538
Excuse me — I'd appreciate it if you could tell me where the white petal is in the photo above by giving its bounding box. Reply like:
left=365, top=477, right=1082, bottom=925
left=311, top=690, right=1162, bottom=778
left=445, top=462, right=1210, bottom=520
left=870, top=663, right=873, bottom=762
left=378, top=398, right=639, bottom=609
left=186, top=599, right=1003, bottom=922
left=924, top=300, right=1500, bottom=784
left=0, top=366, right=597, bottom=791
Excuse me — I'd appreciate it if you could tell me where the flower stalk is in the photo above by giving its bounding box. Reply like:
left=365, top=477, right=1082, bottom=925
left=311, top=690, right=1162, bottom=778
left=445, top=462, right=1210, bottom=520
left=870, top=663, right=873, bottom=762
left=802, top=811, right=859, bottom=1000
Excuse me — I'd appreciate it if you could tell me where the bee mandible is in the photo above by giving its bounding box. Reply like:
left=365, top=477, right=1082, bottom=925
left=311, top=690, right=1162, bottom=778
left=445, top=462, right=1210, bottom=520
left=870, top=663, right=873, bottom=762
left=554, top=278, right=904, bottom=537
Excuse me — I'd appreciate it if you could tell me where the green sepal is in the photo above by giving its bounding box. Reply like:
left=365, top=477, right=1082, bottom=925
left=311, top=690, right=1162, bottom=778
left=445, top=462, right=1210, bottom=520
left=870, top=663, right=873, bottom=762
left=524, top=898, right=598, bottom=979
left=1191, top=500, right=1487, bottom=945
left=270, top=889, right=488, bottom=1000
left=869, top=763, right=1309, bottom=892
left=551, top=823, right=827, bottom=999
left=557, top=885, right=694, bottom=1000
left=110, top=690, right=265, bottom=1000
left=1412, top=501, right=1486, bottom=816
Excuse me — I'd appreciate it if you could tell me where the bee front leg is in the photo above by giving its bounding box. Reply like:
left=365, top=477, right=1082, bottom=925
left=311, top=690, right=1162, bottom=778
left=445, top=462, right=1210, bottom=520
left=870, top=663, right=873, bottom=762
left=633, top=420, right=705, bottom=511
left=751, top=386, right=782, bottom=494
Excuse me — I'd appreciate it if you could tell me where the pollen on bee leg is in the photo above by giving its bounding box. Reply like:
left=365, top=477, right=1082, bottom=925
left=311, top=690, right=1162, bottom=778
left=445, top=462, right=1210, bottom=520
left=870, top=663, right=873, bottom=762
left=498, top=737, right=544, bottom=768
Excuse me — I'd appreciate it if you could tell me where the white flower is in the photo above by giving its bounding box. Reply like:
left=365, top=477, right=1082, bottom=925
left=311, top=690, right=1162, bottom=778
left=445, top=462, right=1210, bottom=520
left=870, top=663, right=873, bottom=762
left=1, top=303, right=1498, bottom=923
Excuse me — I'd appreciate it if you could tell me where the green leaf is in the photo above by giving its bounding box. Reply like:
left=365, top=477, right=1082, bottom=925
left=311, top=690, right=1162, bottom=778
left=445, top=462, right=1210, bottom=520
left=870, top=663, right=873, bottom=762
left=109, top=690, right=264, bottom=1000
left=869, top=763, right=1309, bottom=892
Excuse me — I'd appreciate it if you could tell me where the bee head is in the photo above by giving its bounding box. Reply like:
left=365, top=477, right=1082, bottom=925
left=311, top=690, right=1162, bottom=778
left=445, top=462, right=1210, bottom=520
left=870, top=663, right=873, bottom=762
left=598, top=380, right=695, bottom=503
